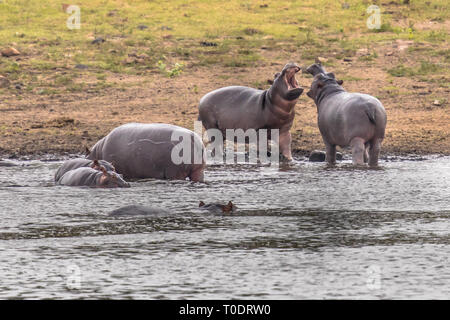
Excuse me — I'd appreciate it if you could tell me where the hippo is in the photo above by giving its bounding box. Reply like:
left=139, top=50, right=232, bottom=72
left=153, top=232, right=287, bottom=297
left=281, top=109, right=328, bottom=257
left=109, top=205, right=169, bottom=216
left=87, top=123, right=206, bottom=182
left=305, top=63, right=387, bottom=166
left=57, top=166, right=130, bottom=188
left=199, top=201, right=237, bottom=214
left=198, top=63, right=303, bottom=161
left=54, top=158, right=116, bottom=182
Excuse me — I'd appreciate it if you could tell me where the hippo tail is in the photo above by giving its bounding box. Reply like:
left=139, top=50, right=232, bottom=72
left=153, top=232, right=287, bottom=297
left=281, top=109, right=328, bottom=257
left=364, top=104, right=376, bottom=125
left=365, top=102, right=387, bottom=139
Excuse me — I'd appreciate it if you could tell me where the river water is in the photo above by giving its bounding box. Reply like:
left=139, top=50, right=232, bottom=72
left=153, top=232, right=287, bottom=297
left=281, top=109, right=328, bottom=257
left=0, top=155, right=449, bottom=299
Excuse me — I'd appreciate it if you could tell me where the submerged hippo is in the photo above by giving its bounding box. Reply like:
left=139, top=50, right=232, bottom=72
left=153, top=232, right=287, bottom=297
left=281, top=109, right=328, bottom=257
left=199, top=201, right=237, bottom=214
left=54, top=158, right=115, bottom=182
left=109, top=205, right=169, bottom=216
left=198, top=63, right=303, bottom=160
left=87, top=123, right=206, bottom=182
left=305, top=63, right=387, bottom=166
left=57, top=166, right=130, bottom=188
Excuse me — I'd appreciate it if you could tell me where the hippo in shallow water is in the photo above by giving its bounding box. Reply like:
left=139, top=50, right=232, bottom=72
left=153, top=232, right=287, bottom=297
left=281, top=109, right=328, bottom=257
left=199, top=201, right=237, bottom=214
left=87, top=123, right=206, bottom=182
left=57, top=166, right=130, bottom=188
left=305, top=63, right=387, bottom=166
left=109, top=205, right=169, bottom=216
left=198, top=63, right=303, bottom=161
left=54, top=158, right=116, bottom=182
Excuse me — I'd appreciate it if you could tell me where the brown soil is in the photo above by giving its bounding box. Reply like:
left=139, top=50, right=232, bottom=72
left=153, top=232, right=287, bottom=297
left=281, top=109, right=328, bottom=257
left=0, top=44, right=449, bottom=159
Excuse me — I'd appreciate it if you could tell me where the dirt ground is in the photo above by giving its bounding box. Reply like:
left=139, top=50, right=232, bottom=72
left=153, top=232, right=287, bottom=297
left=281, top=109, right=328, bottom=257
left=0, top=42, right=449, bottom=159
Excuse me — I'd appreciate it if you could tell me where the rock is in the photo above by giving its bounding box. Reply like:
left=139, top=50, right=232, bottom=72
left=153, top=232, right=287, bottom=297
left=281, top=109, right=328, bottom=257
left=315, top=56, right=328, bottom=64
left=1, top=47, right=20, bottom=57
left=0, top=76, right=10, bottom=88
left=342, top=3, right=350, bottom=9
left=309, top=150, right=343, bottom=162
left=137, top=24, right=148, bottom=30
left=122, top=57, right=137, bottom=65
left=356, top=48, right=369, bottom=56
left=200, top=41, right=218, bottom=47
left=14, top=83, right=22, bottom=90
left=309, top=150, right=326, bottom=162
left=433, top=100, right=442, bottom=106
left=107, top=10, right=118, bottom=17
left=75, top=64, right=88, bottom=69
left=343, top=58, right=352, bottom=62
left=91, top=37, right=105, bottom=45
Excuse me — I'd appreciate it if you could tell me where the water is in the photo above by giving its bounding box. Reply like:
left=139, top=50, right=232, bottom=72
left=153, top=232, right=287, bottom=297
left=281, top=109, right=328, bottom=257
left=0, top=156, right=449, bottom=299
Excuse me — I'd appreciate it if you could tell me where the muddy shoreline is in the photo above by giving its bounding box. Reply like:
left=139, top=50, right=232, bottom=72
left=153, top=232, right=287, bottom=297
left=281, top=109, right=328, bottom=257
left=0, top=150, right=445, bottom=163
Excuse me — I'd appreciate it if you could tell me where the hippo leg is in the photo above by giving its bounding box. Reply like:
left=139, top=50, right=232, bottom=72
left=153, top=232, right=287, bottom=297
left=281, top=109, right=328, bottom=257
left=189, top=167, right=205, bottom=183
left=350, top=137, right=366, bottom=165
left=325, top=142, right=336, bottom=165
left=368, top=139, right=382, bottom=167
left=364, top=143, right=370, bottom=163
left=279, top=131, right=293, bottom=161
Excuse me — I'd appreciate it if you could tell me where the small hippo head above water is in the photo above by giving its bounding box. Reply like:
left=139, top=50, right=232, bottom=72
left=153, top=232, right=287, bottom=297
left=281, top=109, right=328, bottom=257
left=199, top=201, right=237, bottom=214
left=98, top=166, right=130, bottom=188
left=269, top=62, right=303, bottom=102
left=305, top=63, right=344, bottom=104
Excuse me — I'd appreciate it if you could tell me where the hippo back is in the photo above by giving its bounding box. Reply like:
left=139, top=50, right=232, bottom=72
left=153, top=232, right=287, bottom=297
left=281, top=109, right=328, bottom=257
left=54, top=158, right=115, bottom=182
left=88, top=123, right=205, bottom=179
left=57, top=167, right=100, bottom=187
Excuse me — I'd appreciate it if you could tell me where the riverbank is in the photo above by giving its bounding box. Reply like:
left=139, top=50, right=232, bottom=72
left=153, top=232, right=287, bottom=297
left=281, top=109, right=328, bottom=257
left=1, top=1, right=448, bottom=158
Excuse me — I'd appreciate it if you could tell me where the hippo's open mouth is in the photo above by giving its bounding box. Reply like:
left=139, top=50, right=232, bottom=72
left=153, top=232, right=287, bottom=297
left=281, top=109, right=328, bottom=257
left=285, top=66, right=301, bottom=90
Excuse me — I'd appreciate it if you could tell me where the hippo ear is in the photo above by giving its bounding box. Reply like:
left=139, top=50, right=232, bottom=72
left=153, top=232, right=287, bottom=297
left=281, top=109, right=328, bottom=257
left=91, top=159, right=99, bottom=168
left=337, top=79, right=344, bottom=85
left=267, top=79, right=274, bottom=85
left=85, top=146, right=91, bottom=156
left=199, top=201, right=205, bottom=207
left=222, top=201, right=233, bottom=213
left=326, top=72, right=336, bottom=79
left=100, top=166, right=108, bottom=176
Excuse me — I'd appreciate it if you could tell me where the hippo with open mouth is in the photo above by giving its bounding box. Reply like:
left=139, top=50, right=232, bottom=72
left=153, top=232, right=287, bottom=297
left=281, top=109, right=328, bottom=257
left=198, top=63, right=303, bottom=161
left=54, top=158, right=115, bottom=182
left=305, top=63, right=387, bottom=166
left=87, top=123, right=206, bottom=182
left=57, top=166, right=130, bottom=188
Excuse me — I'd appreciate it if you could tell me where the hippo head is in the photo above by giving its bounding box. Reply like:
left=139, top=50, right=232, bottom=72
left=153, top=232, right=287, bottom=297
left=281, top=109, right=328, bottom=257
left=305, top=64, right=343, bottom=102
left=222, top=201, right=237, bottom=213
left=270, top=63, right=303, bottom=101
left=98, top=167, right=130, bottom=188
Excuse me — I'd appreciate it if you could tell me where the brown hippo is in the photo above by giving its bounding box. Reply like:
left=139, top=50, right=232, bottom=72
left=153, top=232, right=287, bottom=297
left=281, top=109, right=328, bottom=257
left=198, top=63, right=303, bottom=161
left=305, top=63, right=387, bottom=166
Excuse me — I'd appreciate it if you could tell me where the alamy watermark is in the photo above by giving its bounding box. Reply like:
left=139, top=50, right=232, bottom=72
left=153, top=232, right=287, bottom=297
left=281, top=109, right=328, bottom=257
left=171, top=121, right=280, bottom=167
left=66, top=5, right=81, bottom=30
left=366, top=5, right=381, bottom=30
